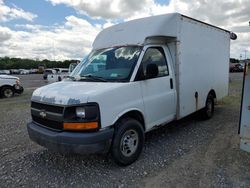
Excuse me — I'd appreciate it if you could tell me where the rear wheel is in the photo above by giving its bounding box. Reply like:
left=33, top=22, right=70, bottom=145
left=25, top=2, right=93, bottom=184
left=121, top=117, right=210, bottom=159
left=201, top=94, right=214, bottom=119
left=1, top=86, right=14, bottom=98
left=111, top=118, right=144, bottom=166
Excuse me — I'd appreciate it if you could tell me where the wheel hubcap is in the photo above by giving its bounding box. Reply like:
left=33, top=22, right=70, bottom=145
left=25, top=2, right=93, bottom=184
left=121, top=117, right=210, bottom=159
left=120, top=129, right=139, bottom=157
left=4, top=89, right=13, bottom=98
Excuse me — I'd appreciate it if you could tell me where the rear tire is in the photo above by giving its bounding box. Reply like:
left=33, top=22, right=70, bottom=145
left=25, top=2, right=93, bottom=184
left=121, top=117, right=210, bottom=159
left=201, top=94, right=214, bottom=119
left=1, top=86, right=14, bottom=98
left=111, top=118, right=144, bottom=166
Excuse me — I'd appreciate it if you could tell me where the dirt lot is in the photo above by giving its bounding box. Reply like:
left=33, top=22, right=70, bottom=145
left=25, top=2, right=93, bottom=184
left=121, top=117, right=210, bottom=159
left=0, top=73, right=250, bottom=188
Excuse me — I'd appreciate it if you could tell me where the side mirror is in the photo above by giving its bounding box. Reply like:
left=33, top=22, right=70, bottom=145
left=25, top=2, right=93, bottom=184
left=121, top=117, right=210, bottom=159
left=230, top=32, right=237, bottom=40
left=146, top=63, right=158, bottom=79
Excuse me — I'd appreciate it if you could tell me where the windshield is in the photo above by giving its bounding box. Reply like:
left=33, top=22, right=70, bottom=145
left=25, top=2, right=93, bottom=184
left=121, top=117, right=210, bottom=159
left=70, top=46, right=142, bottom=82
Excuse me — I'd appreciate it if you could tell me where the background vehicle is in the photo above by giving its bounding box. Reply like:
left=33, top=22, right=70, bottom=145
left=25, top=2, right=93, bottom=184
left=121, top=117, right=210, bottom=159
left=43, top=69, right=56, bottom=80
left=19, top=69, right=30, bottom=75
left=230, top=63, right=244, bottom=72
left=38, top=65, right=45, bottom=74
left=0, top=75, right=24, bottom=98
left=47, top=68, right=69, bottom=82
left=29, top=69, right=38, bottom=74
left=0, top=70, right=10, bottom=75
left=10, top=69, right=20, bottom=74
left=27, top=13, right=236, bottom=165
left=69, top=62, right=79, bottom=73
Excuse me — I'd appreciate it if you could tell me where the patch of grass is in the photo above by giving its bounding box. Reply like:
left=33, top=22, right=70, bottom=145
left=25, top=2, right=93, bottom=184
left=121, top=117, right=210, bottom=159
left=218, top=80, right=242, bottom=108
left=218, top=95, right=241, bottom=108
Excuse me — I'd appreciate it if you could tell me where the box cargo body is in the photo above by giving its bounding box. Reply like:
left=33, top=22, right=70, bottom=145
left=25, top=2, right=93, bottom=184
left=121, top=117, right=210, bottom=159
left=27, top=13, right=235, bottom=165
left=93, top=13, right=230, bottom=119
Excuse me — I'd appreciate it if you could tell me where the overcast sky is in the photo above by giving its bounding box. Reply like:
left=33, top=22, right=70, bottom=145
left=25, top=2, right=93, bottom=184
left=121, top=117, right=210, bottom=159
left=0, top=0, right=249, bottom=60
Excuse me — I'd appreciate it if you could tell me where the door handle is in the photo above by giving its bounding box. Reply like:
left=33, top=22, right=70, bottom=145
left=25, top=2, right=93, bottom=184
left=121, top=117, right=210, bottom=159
left=170, top=78, right=173, bottom=89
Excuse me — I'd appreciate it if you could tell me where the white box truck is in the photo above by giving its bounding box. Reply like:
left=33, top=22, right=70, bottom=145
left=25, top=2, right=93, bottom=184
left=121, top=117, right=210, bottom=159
left=27, top=13, right=236, bottom=165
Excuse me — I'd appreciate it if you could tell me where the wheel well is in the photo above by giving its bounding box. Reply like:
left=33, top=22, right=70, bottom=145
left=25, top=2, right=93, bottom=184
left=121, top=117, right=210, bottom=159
left=0, top=85, right=13, bottom=91
left=208, top=89, right=216, bottom=99
left=207, top=90, right=217, bottom=104
left=117, top=111, right=145, bottom=131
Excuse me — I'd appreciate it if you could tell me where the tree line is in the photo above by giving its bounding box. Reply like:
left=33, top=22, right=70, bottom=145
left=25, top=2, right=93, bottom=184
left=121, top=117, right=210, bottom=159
left=0, top=57, right=241, bottom=70
left=230, top=58, right=240, bottom=64
left=0, top=57, right=79, bottom=70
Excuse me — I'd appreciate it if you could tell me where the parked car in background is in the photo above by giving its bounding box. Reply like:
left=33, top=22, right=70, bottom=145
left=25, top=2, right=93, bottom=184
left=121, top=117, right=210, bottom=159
left=69, top=62, right=79, bottom=73
left=58, top=69, right=69, bottom=81
left=29, top=69, right=38, bottom=74
left=0, top=74, right=24, bottom=98
left=43, top=69, right=56, bottom=80
left=38, top=65, right=45, bottom=74
left=10, top=69, right=20, bottom=74
left=20, top=69, right=30, bottom=75
left=230, top=63, right=244, bottom=72
left=47, top=68, right=69, bottom=82
left=0, top=70, right=10, bottom=75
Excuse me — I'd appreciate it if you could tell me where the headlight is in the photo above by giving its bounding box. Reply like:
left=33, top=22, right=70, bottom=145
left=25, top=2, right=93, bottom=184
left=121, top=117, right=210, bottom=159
left=63, top=104, right=100, bottom=131
left=64, top=104, right=99, bottom=120
left=16, top=79, right=20, bottom=85
left=76, top=107, right=85, bottom=118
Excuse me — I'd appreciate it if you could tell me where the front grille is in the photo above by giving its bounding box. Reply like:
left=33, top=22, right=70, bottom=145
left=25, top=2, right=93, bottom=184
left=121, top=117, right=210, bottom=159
left=32, top=115, right=63, bottom=130
left=31, top=101, right=64, bottom=131
left=31, top=102, right=64, bottom=114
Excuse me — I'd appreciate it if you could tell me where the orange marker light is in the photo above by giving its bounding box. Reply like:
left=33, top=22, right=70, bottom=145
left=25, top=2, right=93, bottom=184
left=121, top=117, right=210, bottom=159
left=63, top=122, right=98, bottom=130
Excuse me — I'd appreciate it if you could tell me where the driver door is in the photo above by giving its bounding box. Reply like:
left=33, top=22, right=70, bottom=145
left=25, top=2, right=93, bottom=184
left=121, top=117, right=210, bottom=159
left=136, top=46, right=176, bottom=130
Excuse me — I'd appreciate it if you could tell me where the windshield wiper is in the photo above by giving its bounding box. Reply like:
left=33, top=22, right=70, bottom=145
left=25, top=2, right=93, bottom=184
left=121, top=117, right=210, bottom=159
left=79, top=75, right=108, bottom=82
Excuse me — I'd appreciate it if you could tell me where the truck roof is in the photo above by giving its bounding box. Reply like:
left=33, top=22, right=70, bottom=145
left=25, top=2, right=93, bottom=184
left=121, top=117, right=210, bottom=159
left=93, top=13, right=233, bottom=50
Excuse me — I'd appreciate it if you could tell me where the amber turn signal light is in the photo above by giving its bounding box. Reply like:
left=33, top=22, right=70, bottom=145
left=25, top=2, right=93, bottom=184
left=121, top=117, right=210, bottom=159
left=63, top=122, right=98, bottom=130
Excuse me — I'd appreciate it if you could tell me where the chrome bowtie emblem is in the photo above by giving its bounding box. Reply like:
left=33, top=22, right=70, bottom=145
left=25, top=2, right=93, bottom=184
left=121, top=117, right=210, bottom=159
left=39, top=110, right=47, bottom=118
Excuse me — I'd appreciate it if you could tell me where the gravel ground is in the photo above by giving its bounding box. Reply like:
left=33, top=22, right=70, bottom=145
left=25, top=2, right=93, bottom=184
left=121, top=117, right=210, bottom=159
left=0, top=73, right=250, bottom=188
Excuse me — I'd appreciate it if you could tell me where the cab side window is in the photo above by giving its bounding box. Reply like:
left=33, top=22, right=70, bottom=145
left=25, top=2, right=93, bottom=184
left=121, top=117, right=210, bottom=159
left=136, top=47, right=169, bottom=80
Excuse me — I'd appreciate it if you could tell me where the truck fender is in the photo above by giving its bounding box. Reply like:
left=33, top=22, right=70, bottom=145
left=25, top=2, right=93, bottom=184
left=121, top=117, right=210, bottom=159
left=0, top=84, right=14, bottom=90
left=111, top=108, right=145, bottom=130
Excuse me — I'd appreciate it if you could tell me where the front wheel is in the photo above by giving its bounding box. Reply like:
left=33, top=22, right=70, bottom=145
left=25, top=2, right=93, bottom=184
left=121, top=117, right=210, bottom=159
left=111, top=118, right=144, bottom=166
left=1, top=86, right=14, bottom=98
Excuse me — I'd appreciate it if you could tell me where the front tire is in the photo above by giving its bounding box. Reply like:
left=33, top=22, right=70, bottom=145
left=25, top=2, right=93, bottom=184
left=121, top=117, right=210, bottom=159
left=111, top=118, right=144, bottom=166
left=1, top=86, right=14, bottom=98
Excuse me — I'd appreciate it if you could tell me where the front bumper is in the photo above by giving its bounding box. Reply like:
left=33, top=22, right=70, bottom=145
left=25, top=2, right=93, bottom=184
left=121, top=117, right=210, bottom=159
left=27, top=122, right=114, bottom=154
left=14, top=85, right=24, bottom=94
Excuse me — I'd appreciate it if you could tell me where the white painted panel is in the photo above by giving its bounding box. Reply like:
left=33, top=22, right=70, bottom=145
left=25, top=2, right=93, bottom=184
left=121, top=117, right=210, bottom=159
left=240, top=63, right=250, bottom=152
left=177, top=17, right=230, bottom=118
left=93, top=13, right=180, bottom=49
left=88, top=82, right=144, bottom=128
